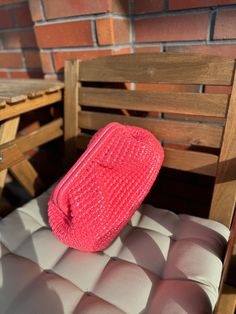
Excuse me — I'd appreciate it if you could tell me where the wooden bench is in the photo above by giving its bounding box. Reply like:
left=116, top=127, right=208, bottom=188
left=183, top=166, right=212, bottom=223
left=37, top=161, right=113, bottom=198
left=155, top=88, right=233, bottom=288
left=0, top=79, right=64, bottom=213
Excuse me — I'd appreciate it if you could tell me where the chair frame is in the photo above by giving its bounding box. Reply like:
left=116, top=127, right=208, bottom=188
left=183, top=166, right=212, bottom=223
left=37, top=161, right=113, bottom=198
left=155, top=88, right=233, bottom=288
left=63, top=53, right=236, bottom=313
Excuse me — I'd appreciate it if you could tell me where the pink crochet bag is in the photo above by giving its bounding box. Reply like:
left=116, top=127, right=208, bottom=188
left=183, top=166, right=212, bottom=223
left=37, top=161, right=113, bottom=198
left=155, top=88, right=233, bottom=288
left=48, top=122, right=164, bottom=252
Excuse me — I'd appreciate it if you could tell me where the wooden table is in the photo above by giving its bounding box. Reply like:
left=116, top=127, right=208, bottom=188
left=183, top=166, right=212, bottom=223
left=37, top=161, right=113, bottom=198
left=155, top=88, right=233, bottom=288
left=0, top=79, right=64, bottom=201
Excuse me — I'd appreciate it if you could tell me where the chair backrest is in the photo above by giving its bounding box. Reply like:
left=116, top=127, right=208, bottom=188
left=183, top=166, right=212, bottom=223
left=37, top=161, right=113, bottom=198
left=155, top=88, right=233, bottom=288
left=64, top=53, right=236, bottom=228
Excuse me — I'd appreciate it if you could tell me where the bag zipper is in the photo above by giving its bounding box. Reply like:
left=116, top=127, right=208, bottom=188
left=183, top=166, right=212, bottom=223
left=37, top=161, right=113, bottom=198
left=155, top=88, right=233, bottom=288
left=52, top=122, right=123, bottom=212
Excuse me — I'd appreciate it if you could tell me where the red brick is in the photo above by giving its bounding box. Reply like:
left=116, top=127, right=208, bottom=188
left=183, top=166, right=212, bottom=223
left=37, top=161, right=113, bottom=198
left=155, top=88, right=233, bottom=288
left=112, top=47, right=131, bottom=55
left=214, top=10, right=236, bottom=39
left=113, top=19, right=130, bottom=44
left=15, top=5, right=33, bottom=26
left=135, top=13, right=208, bottom=42
left=0, top=8, right=14, bottom=29
left=134, top=46, right=161, bottom=53
left=2, top=29, right=37, bottom=48
left=28, top=0, right=44, bottom=22
left=133, top=0, right=163, bottom=14
left=0, top=51, right=23, bottom=68
left=44, top=0, right=110, bottom=19
left=166, top=44, right=236, bottom=59
left=24, top=50, right=41, bottom=68
left=0, top=71, right=8, bottom=78
left=169, top=0, right=236, bottom=10
left=96, top=18, right=130, bottom=46
left=34, top=21, right=93, bottom=48
left=96, top=18, right=114, bottom=45
left=204, top=85, right=232, bottom=94
left=10, top=70, right=43, bottom=78
left=40, top=52, right=54, bottom=73
left=53, top=50, right=112, bottom=72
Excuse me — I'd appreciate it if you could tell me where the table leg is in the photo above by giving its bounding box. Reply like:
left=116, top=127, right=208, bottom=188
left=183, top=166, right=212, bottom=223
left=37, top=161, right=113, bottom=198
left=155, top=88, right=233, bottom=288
left=0, top=117, right=20, bottom=196
left=10, top=160, right=44, bottom=197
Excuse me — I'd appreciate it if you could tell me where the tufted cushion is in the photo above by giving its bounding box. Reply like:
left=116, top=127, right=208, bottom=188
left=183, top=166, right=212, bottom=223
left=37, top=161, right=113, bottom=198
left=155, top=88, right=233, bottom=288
left=0, top=185, right=230, bottom=314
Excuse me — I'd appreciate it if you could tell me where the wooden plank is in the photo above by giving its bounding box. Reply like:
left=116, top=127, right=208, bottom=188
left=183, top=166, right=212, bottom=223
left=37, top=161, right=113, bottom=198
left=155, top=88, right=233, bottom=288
left=0, top=117, right=19, bottom=195
left=76, top=133, right=218, bottom=176
left=0, top=79, right=64, bottom=102
left=64, top=59, right=80, bottom=166
left=164, top=147, right=218, bottom=176
left=14, top=118, right=63, bottom=153
left=78, top=111, right=223, bottom=148
left=80, top=87, right=229, bottom=118
left=210, top=71, right=236, bottom=228
left=0, top=91, right=62, bottom=121
left=80, top=53, right=234, bottom=85
left=215, top=284, right=236, bottom=314
left=0, top=99, right=6, bottom=107
left=10, top=159, right=44, bottom=197
left=0, top=93, right=27, bottom=103
left=0, top=143, right=24, bottom=172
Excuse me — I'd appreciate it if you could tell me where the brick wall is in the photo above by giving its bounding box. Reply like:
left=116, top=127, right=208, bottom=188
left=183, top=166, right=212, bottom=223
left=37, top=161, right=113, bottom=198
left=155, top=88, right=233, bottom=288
left=0, top=0, right=235, bottom=79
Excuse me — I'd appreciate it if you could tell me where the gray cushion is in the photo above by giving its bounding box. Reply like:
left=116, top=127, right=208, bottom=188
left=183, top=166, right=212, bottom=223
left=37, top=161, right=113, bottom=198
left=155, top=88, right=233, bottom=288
left=0, top=185, right=230, bottom=314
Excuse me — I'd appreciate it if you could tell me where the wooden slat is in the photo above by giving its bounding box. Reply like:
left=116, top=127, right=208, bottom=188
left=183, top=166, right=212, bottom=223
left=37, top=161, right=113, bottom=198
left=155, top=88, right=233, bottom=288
left=164, top=147, right=218, bottom=176
left=0, top=99, right=6, bottom=108
left=0, top=79, right=64, bottom=103
left=80, top=53, right=234, bottom=85
left=215, top=284, right=236, bottom=314
left=80, top=87, right=229, bottom=118
left=210, top=71, right=236, bottom=228
left=10, top=159, right=44, bottom=197
left=0, top=93, right=27, bottom=103
left=64, top=59, right=80, bottom=166
left=0, top=143, right=24, bottom=172
left=14, top=118, right=63, bottom=153
left=78, top=111, right=223, bottom=148
left=0, top=91, right=62, bottom=121
left=76, top=133, right=218, bottom=176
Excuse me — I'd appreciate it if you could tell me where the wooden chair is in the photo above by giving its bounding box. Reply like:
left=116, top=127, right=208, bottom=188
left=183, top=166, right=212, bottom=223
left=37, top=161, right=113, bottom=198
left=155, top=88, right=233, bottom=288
left=64, top=53, right=236, bottom=313
left=0, top=53, right=235, bottom=313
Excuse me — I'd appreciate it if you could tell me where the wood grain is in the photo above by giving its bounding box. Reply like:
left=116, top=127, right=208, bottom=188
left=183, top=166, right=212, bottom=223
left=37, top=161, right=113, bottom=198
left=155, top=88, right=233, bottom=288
left=78, top=111, right=223, bottom=148
left=14, top=118, right=63, bottom=153
left=80, top=87, right=228, bottom=118
left=0, top=143, right=24, bottom=172
left=210, top=71, right=236, bottom=228
left=0, top=91, right=62, bottom=121
left=215, top=284, right=236, bottom=314
left=0, top=99, right=6, bottom=108
left=79, top=87, right=228, bottom=117
left=0, top=79, right=64, bottom=103
left=80, top=53, right=234, bottom=85
left=64, top=59, right=80, bottom=166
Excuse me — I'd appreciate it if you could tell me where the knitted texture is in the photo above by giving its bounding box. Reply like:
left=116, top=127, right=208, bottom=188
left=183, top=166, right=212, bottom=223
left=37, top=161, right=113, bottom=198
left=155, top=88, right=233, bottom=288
left=48, top=122, right=164, bottom=252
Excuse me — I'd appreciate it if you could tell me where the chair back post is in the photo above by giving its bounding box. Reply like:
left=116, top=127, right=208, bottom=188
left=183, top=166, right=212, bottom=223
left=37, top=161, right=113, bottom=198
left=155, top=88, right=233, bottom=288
left=64, top=59, right=81, bottom=167
left=209, top=69, right=236, bottom=228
